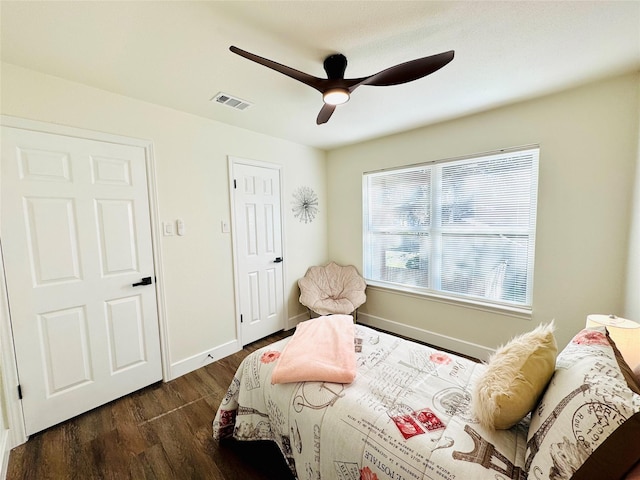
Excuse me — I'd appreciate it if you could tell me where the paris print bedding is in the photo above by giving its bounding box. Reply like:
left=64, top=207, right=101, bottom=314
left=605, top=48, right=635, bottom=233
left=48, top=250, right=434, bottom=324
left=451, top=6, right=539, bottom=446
left=213, top=324, right=640, bottom=480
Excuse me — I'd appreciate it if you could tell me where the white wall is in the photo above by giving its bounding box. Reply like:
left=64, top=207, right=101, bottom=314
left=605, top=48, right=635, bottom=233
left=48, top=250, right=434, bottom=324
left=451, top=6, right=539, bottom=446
left=2, top=62, right=638, bottom=408
left=0, top=63, right=328, bottom=378
left=327, top=73, right=640, bottom=352
left=625, top=89, right=640, bottom=321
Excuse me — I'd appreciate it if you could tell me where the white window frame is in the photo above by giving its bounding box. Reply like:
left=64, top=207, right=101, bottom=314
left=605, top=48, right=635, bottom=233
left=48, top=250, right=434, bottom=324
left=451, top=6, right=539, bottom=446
left=362, top=146, right=539, bottom=315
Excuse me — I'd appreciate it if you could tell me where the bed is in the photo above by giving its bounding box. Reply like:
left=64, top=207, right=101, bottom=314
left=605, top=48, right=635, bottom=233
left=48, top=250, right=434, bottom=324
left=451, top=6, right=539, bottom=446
left=213, top=316, right=640, bottom=480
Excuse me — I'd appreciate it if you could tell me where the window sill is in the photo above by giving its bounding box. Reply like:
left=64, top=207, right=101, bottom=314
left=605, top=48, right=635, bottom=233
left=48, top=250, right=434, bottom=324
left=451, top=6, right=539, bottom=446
left=365, top=281, right=533, bottom=320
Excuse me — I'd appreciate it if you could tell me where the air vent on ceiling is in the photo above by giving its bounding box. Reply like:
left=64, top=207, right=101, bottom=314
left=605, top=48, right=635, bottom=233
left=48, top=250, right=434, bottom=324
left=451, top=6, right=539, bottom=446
left=211, top=92, right=252, bottom=111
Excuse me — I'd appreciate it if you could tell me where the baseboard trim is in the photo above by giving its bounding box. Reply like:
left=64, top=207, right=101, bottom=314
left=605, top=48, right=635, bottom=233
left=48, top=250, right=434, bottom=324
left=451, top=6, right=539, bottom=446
left=357, top=313, right=495, bottom=362
left=0, top=429, right=9, bottom=480
left=169, top=339, right=241, bottom=380
left=286, top=312, right=308, bottom=330
left=169, top=314, right=308, bottom=381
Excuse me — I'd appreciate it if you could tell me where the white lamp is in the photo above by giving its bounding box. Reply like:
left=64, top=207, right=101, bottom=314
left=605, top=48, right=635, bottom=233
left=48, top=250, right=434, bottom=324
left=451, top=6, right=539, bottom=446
left=323, top=88, right=350, bottom=105
left=586, top=314, right=640, bottom=369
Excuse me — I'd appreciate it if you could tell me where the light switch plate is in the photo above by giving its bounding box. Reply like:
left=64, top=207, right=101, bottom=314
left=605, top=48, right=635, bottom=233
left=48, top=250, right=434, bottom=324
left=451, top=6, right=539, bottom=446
left=163, top=222, right=174, bottom=236
left=221, top=220, right=230, bottom=233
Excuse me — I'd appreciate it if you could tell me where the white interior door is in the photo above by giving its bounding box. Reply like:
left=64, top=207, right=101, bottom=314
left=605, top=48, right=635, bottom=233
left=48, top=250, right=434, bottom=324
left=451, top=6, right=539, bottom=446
left=1, top=126, right=162, bottom=435
left=233, top=161, right=285, bottom=345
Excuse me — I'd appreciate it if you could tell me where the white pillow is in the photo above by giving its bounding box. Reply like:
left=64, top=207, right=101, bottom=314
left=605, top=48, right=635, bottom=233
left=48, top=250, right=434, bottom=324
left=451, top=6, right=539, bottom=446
left=526, top=326, right=640, bottom=479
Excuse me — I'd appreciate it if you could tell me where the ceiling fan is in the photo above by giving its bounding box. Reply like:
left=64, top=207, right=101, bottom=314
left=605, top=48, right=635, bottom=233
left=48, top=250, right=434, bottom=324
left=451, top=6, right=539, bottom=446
left=229, top=46, right=455, bottom=125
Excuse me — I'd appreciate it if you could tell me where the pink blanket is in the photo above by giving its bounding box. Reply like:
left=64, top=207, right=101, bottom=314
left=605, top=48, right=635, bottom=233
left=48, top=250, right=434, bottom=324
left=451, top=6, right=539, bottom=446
left=271, top=315, right=356, bottom=384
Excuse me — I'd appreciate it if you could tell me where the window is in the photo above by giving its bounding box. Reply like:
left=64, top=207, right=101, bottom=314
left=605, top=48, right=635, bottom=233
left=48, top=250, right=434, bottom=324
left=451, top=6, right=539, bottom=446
left=363, top=146, right=539, bottom=311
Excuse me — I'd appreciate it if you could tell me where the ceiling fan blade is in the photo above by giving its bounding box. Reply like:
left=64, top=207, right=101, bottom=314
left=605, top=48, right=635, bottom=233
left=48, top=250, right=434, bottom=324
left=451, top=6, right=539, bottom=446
left=230, top=46, right=454, bottom=126
left=230, top=46, right=325, bottom=91
left=316, top=104, right=337, bottom=125
left=357, top=50, right=455, bottom=88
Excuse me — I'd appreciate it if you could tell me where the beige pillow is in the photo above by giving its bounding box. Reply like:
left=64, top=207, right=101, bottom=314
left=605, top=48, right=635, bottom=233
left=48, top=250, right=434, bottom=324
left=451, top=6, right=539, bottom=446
left=472, top=322, right=557, bottom=430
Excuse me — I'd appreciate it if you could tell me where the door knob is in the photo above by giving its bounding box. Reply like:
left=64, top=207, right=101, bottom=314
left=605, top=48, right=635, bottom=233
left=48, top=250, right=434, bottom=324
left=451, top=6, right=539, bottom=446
left=274, top=257, right=283, bottom=263
left=132, top=276, right=152, bottom=287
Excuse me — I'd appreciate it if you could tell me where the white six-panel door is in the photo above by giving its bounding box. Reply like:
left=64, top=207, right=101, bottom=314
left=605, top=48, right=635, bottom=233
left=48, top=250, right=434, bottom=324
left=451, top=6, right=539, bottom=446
left=1, top=126, right=162, bottom=435
left=233, top=161, right=285, bottom=345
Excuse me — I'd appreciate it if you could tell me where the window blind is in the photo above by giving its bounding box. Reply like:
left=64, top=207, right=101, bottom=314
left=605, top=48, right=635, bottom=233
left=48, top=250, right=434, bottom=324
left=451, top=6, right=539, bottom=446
left=363, top=147, right=539, bottom=309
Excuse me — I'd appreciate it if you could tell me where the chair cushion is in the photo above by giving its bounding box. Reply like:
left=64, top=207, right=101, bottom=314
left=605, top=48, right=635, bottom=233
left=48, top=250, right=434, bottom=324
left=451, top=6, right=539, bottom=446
left=298, top=262, right=366, bottom=315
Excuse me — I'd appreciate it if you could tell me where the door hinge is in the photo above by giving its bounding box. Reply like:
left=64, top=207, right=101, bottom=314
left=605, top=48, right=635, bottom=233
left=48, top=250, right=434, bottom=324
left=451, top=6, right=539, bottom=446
left=234, top=179, right=237, bottom=189
left=17, top=385, right=22, bottom=399
left=240, top=314, right=243, bottom=323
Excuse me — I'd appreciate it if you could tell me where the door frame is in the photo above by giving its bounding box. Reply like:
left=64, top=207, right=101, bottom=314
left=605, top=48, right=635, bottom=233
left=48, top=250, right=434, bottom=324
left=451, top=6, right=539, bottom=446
left=0, top=115, right=169, bottom=448
left=227, top=156, right=288, bottom=346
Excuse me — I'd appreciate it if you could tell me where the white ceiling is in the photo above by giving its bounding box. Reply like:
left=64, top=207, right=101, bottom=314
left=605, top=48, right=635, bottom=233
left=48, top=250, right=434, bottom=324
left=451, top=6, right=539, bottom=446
left=1, top=1, right=639, bottom=150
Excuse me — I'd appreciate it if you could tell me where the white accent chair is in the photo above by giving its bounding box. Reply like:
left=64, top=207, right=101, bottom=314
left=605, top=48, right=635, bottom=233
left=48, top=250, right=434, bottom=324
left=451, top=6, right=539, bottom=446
left=298, top=262, right=367, bottom=319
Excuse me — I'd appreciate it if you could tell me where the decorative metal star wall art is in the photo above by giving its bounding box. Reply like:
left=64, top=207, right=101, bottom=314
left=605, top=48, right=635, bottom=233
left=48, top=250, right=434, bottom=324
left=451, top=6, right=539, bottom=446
left=291, top=186, right=319, bottom=224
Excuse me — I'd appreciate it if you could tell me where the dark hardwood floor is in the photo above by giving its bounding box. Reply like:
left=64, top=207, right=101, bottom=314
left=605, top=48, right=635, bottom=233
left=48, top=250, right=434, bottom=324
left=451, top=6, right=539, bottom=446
left=7, top=324, right=476, bottom=479
left=7, top=330, right=295, bottom=480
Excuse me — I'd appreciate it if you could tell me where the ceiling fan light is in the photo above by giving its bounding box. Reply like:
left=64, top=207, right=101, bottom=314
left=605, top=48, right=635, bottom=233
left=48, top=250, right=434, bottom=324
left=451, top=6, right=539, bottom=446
left=323, top=89, right=350, bottom=105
